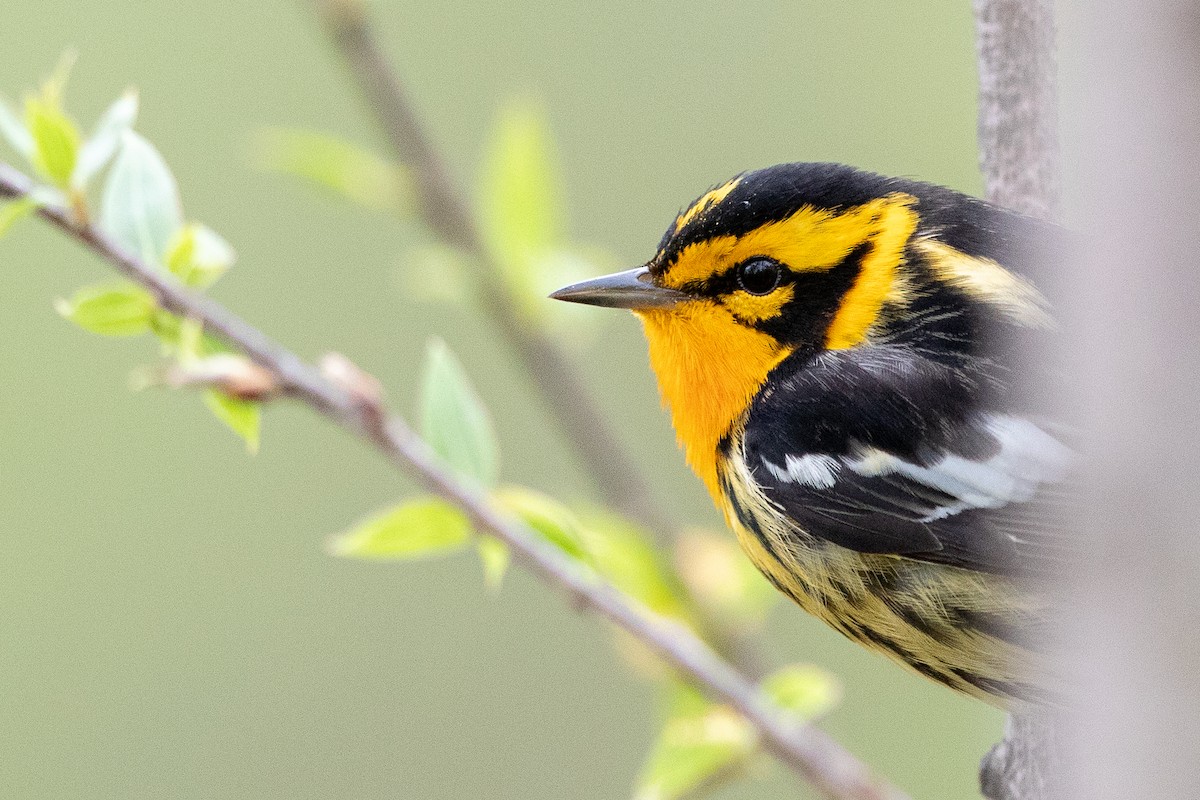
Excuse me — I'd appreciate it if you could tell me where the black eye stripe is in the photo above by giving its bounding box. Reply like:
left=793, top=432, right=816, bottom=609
left=678, top=260, right=794, bottom=296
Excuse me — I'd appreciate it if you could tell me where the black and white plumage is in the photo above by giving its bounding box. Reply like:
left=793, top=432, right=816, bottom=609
left=742, top=347, right=1073, bottom=578
left=553, top=162, right=1076, bottom=706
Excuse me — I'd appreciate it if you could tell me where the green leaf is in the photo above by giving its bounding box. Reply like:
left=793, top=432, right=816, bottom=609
left=73, top=90, right=139, bottom=188
left=165, top=222, right=236, bottom=288
left=0, top=197, right=39, bottom=239
left=635, top=685, right=756, bottom=800
left=577, top=510, right=691, bottom=622
left=761, top=665, right=842, bottom=721
left=492, top=485, right=588, bottom=563
left=203, top=389, right=261, bottom=454
left=419, top=337, right=499, bottom=487
left=256, top=127, right=409, bottom=213
left=99, top=130, right=183, bottom=267
left=54, top=283, right=155, bottom=336
left=25, top=94, right=81, bottom=187
left=330, top=497, right=472, bottom=560
left=477, top=535, right=510, bottom=589
left=0, top=96, right=34, bottom=158
left=478, top=98, right=565, bottom=316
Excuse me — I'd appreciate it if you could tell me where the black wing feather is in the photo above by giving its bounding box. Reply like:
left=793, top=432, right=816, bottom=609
left=742, top=346, right=1070, bottom=577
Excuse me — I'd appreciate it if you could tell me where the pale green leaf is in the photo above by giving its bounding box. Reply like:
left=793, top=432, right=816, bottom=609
left=100, top=130, right=183, bottom=267
left=478, top=98, right=565, bottom=316
left=762, top=664, right=842, bottom=721
left=330, top=497, right=472, bottom=560
left=256, top=127, right=409, bottom=213
left=165, top=222, right=236, bottom=287
left=25, top=94, right=81, bottom=187
left=419, top=338, right=499, bottom=487
left=0, top=197, right=39, bottom=239
left=577, top=509, right=690, bottom=622
left=635, top=685, right=755, bottom=800
left=492, top=485, right=587, bottom=563
left=73, top=90, right=139, bottom=187
left=203, top=389, right=261, bottom=454
left=0, top=96, right=34, bottom=158
left=55, top=283, right=155, bottom=336
left=477, top=535, right=510, bottom=589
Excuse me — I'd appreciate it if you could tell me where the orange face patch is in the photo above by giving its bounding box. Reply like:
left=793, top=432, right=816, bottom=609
left=635, top=302, right=789, bottom=501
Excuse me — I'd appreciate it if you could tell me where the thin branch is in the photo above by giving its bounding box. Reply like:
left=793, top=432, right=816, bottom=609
left=0, top=161, right=909, bottom=800
left=974, top=0, right=1060, bottom=218
left=307, top=0, right=768, bottom=679
left=310, top=0, right=671, bottom=537
left=972, top=2, right=1062, bottom=799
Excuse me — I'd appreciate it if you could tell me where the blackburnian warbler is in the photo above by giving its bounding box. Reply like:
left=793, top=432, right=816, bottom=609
left=552, top=163, right=1069, bottom=706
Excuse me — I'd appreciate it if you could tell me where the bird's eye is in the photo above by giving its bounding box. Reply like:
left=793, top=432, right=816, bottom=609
left=736, top=258, right=782, bottom=295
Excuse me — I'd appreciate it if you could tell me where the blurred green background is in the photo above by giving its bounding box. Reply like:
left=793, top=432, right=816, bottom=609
left=0, top=2, right=1001, bottom=798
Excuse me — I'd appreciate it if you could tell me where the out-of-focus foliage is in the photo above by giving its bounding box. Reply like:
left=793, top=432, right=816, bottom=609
left=419, top=337, right=501, bottom=488
left=99, top=131, right=181, bottom=266
left=330, top=497, right=472, bottom=559
left=0, top=63, right=259, bottom=450
left=675, top=529, right=780, bottom=631
left=54, top=283, right=155, bottom=337
left=263, top=99, right=613, bottom=338
left=256, top=127, right=410, bottom=213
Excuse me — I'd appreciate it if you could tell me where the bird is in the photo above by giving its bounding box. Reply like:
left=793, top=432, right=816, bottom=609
left=550, top=162, right=1071, bottom=707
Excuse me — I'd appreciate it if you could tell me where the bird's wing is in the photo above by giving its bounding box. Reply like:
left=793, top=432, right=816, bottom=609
left=741, top=349, right=1073, bottom=576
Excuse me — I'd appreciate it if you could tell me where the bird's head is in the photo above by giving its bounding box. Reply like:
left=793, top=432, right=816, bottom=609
left=552, top=163, right=922, bottom=352
left=551, top=163, right=926, bottom=496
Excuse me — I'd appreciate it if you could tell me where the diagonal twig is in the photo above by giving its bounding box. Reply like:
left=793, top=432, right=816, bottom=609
left=310, top=0, right=672, bottom=537
left=973, top=2, right=1062, bottom=799
left=0, top=160, right=909, bottom=800
left=307, top=0, right=770, bottom=678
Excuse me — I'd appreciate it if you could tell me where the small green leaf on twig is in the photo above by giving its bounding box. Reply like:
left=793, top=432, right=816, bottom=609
left=492, top=485, right=588, bottom=563
left=419, top=337, right=500, bottom=487
left=635, top=684, right=756, bottom=800
left=73, top=90, right=139, bottom=188
left=761, top=664, right=842, bottom=721
left=100, top=130, right=183, bottom=267
left=256, top=127, right=410, bottom=213
left=165, top=222, right=236, bottom=288
left=203, top=389, right=261, bottom=453
left=25, top=94, right=81, bottom=188
left=330, top=496, right=472, bottom=559
left=54, top=283, right=155, bottom=336
left=0, top=197, right=39, bottom=239
left=22, top=52, right=81, bottom=187
left=577, top=509, right=691, bottom=622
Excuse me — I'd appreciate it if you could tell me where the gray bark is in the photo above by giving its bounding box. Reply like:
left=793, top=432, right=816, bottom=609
left=972, top=1, right=1062, bottom=798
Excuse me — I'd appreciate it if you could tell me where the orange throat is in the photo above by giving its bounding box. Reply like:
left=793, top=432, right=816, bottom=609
left=636, top=303, right=791, bottom=502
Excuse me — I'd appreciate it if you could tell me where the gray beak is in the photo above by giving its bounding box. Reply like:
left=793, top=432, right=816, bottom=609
left=549, top=266, right=686, bottom=310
